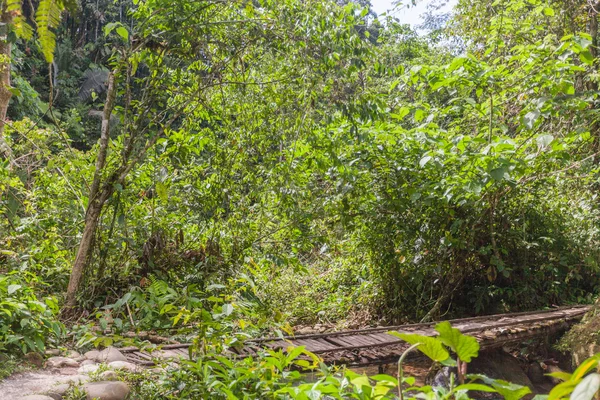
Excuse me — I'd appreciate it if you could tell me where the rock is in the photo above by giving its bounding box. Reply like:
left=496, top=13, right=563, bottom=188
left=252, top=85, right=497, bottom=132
left=21, top=396, right=56, bottom=400
left=45, top=383, right=70, bottom=400
left=84, top=350, right=100, bottom=360
left=427, top=366, right=458, bottom=389
left=46, top=357, right=80, bottom=369
left=78, top=364, right=100, bottom=374
left=44, top=349, right=61, bottom=357
left=469, top=350, right=534, bottom=390
left=67, top=350, right=82, bottom=359
left=100, top=370, right=119, bottom=381
left=108, top=361, right=139, bottom=372
left=24, top=352, right=44, bottom=368
left=84, top=381, right=130, bottom=400
left=80, top=359, right=97, bottom=366
left=85, top=347, right=127, bottom=363
left=527, top=362, right=545, bottom=384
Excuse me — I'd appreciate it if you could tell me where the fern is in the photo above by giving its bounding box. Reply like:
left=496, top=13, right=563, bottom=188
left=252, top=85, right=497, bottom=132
left=6, top=0, right=33, bottom=40
left=35, top=0, right=64, bottom=63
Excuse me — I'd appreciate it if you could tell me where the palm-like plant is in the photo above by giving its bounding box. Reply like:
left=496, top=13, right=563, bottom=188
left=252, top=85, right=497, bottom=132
left=0, top=0, right=70, bottom=163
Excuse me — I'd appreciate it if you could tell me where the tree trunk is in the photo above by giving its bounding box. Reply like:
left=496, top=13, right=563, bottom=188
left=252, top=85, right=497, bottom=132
left=0, top=8, right=13, bottom=165
left=63, top=72, right=117, bottom=312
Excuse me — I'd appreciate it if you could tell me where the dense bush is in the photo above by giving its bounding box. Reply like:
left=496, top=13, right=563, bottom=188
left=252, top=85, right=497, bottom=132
left=0, top=273, right=64, bottom=354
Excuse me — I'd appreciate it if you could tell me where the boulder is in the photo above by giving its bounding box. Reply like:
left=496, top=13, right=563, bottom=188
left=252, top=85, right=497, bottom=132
left=46, top=357, right=80, bottom=369
left=45, top=383, right=70, bottom=400
left=85, top=347, right=127, bottom=363
left=84, top=350, right=100, bottom=361
left=108, top=361, right=139, bottom=372
left=84, top=381, right=130, bottom=400
left=100, top=370, right=119, bottom=381
left=80, top=359, right=97, bottom=366
left=78, top=364, right=100, bottom=374
left=468, top=350, right=534, bottom=389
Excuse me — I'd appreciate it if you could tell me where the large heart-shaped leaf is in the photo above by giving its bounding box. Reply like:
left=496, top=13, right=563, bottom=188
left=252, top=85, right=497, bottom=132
left=435, top=321, right=479, bottom=362
left=389, top=332, right=450, bottom=362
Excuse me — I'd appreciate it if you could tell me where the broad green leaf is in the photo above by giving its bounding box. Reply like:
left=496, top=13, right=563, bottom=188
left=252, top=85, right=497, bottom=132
left=546, top=371, right=572, bottom=382
left=435, top=321, right=479, bottom=362
left=389, top=332, right=450, bottom=362
left=490, top=167, right=505, bottom=181
left=454, top=383, right=497, bottom=393
left=571, top=373, right=600, bottom=400
left=420, top=156, right=432, bottom=168
left=7, top=285, right=21, bottom=295
left=536, top=134, right=554, bottom=149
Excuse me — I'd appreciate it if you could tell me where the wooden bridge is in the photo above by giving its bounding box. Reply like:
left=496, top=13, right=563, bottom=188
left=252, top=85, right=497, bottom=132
left=120, top=305, right=590, bottom=367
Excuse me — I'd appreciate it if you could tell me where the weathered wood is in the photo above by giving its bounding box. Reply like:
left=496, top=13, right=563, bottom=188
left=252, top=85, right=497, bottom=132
left=121, top=305, right=590, bottom=367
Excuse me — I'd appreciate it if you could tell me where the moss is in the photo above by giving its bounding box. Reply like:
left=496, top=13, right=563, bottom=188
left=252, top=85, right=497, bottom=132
left=557, top=303, right=600, bottom=355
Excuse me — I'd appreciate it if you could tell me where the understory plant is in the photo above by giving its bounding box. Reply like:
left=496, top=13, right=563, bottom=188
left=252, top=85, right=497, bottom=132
left=0, top=272, right=64, bottom=354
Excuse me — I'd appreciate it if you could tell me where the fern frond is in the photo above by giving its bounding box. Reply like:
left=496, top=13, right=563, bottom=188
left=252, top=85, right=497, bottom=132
left=35, top=0, right=64, bottom=63
left=5, top=0, right=33, bottom=40
left=5, top=0, right=22, bottom=12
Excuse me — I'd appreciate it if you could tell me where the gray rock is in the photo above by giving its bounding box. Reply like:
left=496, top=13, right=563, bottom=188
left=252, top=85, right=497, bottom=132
left=21, top=396, right=56, bottom=400
left=85, top=347, right=127, bottom=363
left=84, top=381, right=130, bottom=400
left=44, top=349, right=61, bottom=357
left=80, top=359, right=97, bottom=366
left=46, top=357, right=80, bottom=369
left=66, top=350, right=81, bottom=359
left=84, top=350, right=100, bottom=361
left=45, top=383, right=70, bottom=400
left=108, top=361, right=139, bottom=372
left=78, top=364, right=100, bottom=374
left=99, top=370, right=119, bottom=381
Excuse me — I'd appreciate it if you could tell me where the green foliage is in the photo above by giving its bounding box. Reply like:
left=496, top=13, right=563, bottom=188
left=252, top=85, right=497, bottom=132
left=0, top=273, right=64, bottom=354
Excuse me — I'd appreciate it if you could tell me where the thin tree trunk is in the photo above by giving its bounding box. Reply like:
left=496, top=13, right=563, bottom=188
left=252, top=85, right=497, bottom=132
left=0, top=8, right=14, bottom=165
left=64, top=72, right=117, bottom=311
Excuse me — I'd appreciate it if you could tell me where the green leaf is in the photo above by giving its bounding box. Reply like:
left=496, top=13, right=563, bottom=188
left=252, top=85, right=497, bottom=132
left=549, top=380, right=579, bottom=400
left=222, top=303, right=234, bottom=316
left=116, top=26, right=129, bottom=40
left=571, top=373, right=600, bottom=400
left=155, top=182, right=168, bottom=202
left=419, top=156, right=432, bottom=168
left=454, top=383, right=497, bottom=393
left=7, top=285, right=21, bottom=295
left=388, top=332, right=450, bottom=362
left=490, top=167, right=505, bottom=181
left=536, top=134, right=554, bottom=149
left=543, top=7, right=554, bottom=16
left=546, top=371, right=572, bottom=382
left=435, top=321, right=480, bottom=362
left=523, top=110, right=540, bottom=130
left=580, top=50, right=594, bottom=66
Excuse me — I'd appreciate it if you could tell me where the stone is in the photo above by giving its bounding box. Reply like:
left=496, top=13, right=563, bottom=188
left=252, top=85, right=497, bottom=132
left=84, top=381, right=130, bottom=400
left=84, top=350, right=100, bottom=361
left=527, top=362, right=545, bottom=384
left=66, top=350, right=81, bottom=359
left=108, top=361, right=139, bottom=372
left=99, top=370, right=119, bottom=381
left=21, top=396, right=56, bottom=400
left=80, top=359, right=97, bottom=366
left=46, top=357, right=80, bottom=369
left=24, top=352, right=44, bottom=368
left=45, top=383, right=70, bottom=400
left=78, top=363, right=100, bottom=374
left=469, top=350, right=534, bottom=390
left=44, top=349, right=61, bottom=356
left=85, top=347, right=127, bottom=363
